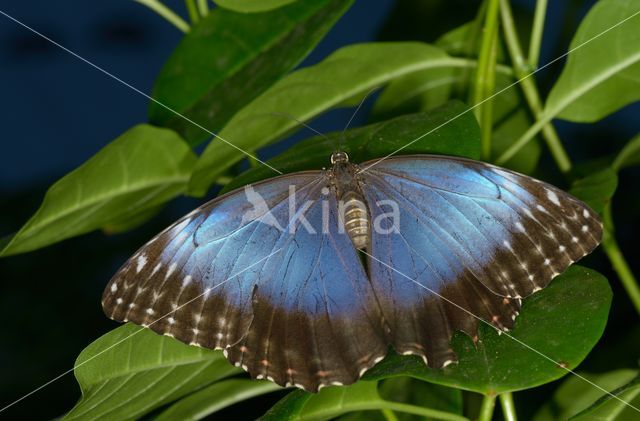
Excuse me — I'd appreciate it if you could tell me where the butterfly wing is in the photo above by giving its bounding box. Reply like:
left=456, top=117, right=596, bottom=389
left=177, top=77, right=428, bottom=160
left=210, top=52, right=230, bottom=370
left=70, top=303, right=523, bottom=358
left=359, top=155, right=602, bottom=367
left=102, top=173, right=388, bottom=391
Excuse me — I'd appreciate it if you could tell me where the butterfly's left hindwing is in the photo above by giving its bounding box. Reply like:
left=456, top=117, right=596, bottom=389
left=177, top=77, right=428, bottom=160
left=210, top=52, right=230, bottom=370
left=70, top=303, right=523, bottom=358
left=102, top=172, right=388, bottom=392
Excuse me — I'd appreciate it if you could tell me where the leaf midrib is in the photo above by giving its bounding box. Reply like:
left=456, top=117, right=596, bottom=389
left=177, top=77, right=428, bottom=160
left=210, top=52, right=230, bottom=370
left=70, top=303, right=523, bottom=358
left=7, top=175, right=189, bottom=244
left=76, top=355, right=221, bottom=388
left=549, top=49, right=640, bottom=117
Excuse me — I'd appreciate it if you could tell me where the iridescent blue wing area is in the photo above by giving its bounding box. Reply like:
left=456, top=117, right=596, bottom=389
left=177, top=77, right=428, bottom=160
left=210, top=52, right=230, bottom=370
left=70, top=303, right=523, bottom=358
left=102, top=173, right=387, bottom=392
left=359, top=155, right=602, bottom=367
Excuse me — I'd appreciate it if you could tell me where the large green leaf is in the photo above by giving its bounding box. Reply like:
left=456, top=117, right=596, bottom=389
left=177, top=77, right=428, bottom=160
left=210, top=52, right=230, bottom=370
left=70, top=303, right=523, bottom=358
left=189, top=42, right=474, bottom=196
left=149, top=0, right=352, bottom=145
left=156, top=379, right=282, bottom=420
left=261, top=381, right=469, bottom=421
left=545, top=0, right=640, bottom=122
left=612, top=133, right=640, bottom=171
left=533, top=369, right=640, bottom=420
left=222, top=101, right=481, bottom=193
left=63, top=324, right=241, bottom=420
left=1, top=125, right=196, bottom=257
left=214, top=0, right=298, bottom=13
left=363, top=266, right=611, bottom=394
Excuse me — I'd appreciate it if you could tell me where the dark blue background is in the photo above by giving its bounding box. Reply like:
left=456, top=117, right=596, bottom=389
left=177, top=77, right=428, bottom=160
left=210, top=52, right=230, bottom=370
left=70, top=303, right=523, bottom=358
left=1, top=0, right=639, bottom=419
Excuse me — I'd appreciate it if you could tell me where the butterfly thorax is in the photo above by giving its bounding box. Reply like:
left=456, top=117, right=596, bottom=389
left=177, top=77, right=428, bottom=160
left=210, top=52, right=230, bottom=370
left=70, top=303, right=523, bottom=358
left=330, top=152, right=369, bottom=250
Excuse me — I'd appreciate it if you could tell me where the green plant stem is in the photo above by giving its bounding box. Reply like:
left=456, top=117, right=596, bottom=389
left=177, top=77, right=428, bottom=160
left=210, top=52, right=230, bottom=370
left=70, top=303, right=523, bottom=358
left=473, top=0, right=500, bottom=109
left=480, top=34, right=499, bottom=161
left=185, top=0, right=200, bottom=23
left=134, top=0, right=190, bottom=32
left=498, top=0, right=572, bottom=173
left=478, top=394, right=496, bottom=421
left=528, top=0, right=548, bottom=67
left=602, top=205, right=640, bottom=316
left=461, top=1, right=487, bottom=101
left=197, top=0, right=209, bottom=16
left=499, top=393, right=517, bottom=421
left=473, top=0, right=500, bottom=160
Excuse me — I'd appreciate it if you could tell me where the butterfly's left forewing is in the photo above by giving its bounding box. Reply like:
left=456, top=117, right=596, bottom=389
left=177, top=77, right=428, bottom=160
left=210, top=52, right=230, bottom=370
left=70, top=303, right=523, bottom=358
left=102, top=172, right=387, bottom=392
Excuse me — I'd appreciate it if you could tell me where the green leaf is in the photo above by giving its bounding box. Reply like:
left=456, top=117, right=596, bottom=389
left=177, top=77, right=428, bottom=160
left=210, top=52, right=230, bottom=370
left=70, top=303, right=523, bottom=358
left=364, top=266, right=611, bottom=394
left=262, top=382, right=468, bottom=421
left=102, top=204, right=164, bottom=235
left=545, top=0, right=640, bottom=122
left=149, top=0, right=352, bottom=145
left=612, top=133, right=640, bottom=171
left=371, top=67, right=460, bottom=120
left=189, top=42, right=470, bottom=196
left=572, top=373, right=640, bottom=420
left=296, top=382, right=384, bottom=420
left=378, top=377, right=463, bottom=418
left=214, top=0, right=298, bottom=13
left=63, top=324, right=241, bottom=420
left=222, top=101, right=481, bottom=193
left=533, top=369, right=640, bottom=421
left=156, top=379, right=282, bottom=420
left=262, top=390, right=313, bottom=420
left=1, top=125, right=196, bottom=257
left=569, top=168, right=619, bottom=214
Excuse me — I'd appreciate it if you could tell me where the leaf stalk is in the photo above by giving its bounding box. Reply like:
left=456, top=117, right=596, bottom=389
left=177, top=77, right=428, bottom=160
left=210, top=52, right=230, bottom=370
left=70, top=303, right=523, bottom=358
left=133, top=0, right=190, bottom=32
left=478, top=394, right=496, bottom=421
left=497, top=0, right=572, bottom=172
left=473, top=0, right=500, bottom=160
left=499, top=392, right=517, bottom=421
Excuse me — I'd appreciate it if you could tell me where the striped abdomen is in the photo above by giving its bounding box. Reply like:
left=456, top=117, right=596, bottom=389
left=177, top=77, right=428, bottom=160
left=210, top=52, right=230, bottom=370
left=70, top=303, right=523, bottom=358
left=342, top=191, right=369, bottom=250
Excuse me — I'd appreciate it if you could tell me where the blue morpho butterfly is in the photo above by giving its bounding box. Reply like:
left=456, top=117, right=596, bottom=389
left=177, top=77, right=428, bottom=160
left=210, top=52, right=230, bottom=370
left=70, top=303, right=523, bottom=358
left=102, top=150, right=602, bottom=392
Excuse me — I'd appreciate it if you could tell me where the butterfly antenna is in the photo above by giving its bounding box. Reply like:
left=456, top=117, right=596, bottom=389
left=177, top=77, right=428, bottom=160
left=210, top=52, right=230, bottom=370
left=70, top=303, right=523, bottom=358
left=268, top=112, right=331, bottom=142
left=339, top=87, right=380, bottom=152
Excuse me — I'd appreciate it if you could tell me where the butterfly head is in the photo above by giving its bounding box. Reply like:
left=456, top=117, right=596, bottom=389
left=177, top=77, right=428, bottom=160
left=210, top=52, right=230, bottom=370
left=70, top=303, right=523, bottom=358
left=330, top=151, right=349, bottom=165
